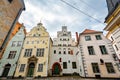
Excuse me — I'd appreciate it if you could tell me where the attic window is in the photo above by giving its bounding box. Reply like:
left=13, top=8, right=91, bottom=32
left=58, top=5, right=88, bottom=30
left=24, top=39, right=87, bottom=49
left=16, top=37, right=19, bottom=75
left=8, top=0, right=13, bottom=3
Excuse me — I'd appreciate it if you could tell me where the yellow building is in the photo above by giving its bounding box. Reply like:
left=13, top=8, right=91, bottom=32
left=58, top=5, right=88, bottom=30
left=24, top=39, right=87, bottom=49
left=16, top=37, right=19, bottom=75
left=104, top=0, right=120, bottom=60
left=0, top=0, right=25, bottom=59
left=14, top=22, right=52, bottom=78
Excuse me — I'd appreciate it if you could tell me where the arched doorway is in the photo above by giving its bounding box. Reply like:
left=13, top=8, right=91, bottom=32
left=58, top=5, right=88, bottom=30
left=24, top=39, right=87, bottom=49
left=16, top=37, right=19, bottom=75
left=2, top=64, right=11, bottom=77
left=27, top=63, right=35, bottom=77
left=52, top=62, right=62, bottom=75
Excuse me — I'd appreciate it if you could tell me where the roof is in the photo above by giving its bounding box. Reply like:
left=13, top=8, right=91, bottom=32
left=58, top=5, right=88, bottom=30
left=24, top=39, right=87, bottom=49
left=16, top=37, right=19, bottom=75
left=80, top=29, right=102, bottom=35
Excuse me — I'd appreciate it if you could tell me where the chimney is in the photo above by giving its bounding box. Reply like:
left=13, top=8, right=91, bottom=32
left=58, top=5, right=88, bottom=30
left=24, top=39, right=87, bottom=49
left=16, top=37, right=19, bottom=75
left=76, top=32, right=79, bottom=44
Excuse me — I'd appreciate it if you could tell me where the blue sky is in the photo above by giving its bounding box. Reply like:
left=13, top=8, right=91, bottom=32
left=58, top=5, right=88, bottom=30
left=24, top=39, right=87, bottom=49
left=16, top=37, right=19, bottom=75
left=19, top=0, right=108, bottom=39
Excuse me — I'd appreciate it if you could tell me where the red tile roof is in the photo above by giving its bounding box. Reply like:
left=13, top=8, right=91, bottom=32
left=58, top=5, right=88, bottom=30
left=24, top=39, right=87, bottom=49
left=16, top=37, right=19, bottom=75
left=81, top=29, right=102, bottom=34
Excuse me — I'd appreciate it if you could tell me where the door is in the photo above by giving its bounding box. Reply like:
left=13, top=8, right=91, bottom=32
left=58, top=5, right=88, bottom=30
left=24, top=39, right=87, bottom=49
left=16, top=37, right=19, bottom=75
left=27, top=63, right=35, bottom=77
left=54, top=64, right=60, bottom=74
left=2, top=64, right=11, bottom=77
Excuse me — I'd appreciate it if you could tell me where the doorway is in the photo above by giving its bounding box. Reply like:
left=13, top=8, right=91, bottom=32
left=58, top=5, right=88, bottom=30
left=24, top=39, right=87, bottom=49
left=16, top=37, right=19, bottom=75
left=27, top=63, right=35, bottom=77
left=2, top=64, right=11, bottom=77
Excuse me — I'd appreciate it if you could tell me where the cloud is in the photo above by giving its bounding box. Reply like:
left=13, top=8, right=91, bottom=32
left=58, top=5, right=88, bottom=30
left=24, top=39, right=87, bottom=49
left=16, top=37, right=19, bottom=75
left=19, top=0, right=108, bottom=39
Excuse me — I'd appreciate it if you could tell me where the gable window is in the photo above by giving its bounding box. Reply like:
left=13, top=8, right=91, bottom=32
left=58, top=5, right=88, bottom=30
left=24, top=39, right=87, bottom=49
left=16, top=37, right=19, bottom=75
left=36, top=48, right=44, bottom=57
left=63, top=51, right=66, bottom=54
left=105, top=63, right=115, bottom=73
left=91, top=63, right=100, bottom=73
left=19, top=64, right=25, bottom=72
left=72, top=62, right=77, bottom=69
left=26, top=41, right=29, bottom=44
left=63, top=62, right=67, bottom=69
left=8, top=51, right=17, bottom=59
left=68, top=51, right=70, bottom=54
left=95, top=35, right=102, bottom=40
left=88, top=46, right=95, bottom=55
left=38, top=64, right=43, bottom=72
left=59, top=51, right=61, bottom=54
left=17, top=41, right=22, bottom=47
left=11, top=41, right=16, bottom=47
left=24, top=49, right=32, bottom=57
left=54, top=50, right=56, bottom=54
left=99, top=45, right=108, bottom=55
left=85, top=36, right=91, bottom=41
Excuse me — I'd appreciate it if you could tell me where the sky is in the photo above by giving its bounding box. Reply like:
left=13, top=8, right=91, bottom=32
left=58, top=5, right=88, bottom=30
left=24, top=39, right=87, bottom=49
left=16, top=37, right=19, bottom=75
left=19, top=0, right=108, bottom=39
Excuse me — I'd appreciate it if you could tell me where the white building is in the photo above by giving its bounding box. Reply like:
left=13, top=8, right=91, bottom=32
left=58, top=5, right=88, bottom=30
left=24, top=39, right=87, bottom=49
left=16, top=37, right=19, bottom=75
left=49, top=26, right=79, bottom=76
left=77, top=29, right=120, bottom=78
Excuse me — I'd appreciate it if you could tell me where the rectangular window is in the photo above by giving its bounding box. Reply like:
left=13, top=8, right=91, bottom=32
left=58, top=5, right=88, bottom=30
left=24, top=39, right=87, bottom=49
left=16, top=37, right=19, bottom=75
left=91, top=63, right=100, bottom=73
left=36, top=48, right=44, bottom=57
left=72, top=62, right=77, bottom=69
left=38, top=64, right=43, bottom=72
left=17, top=41, right=22, bottom=46
left=11, top=41, right=16, bottom=47
left=99, top=45, right=108, bottom=54
left=88, top=46, right=95, bottom=55
left=24, top=49, right=32, bottom=57
left=8, top=51, right=17, bottom=59
left=85, top=36, right=91, bottom=41
left=63, top=62, right=67, bottom=69
left=95, top=35, right=102, bottom=40
left=115, top=45, right=119, bottom=51
left=26, top=41, right=29, bottom=44
left=54, top=50, right=56, bottom=54
left=105, top=63, right=115, bottom=73
left=19, top=64, right=25, bottom=72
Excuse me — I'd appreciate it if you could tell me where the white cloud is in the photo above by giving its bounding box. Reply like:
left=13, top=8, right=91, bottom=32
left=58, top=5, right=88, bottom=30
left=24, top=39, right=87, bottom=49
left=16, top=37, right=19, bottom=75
left=19, top=0, right=108, bottom=39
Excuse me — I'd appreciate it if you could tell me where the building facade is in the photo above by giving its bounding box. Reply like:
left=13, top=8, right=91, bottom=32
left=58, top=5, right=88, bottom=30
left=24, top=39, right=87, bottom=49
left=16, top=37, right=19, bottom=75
left=0, top=25, right=26, bottom=78
left=49, top=26, right=79, bottom=76
left=14, top=22, right=52, bottom=78
left=104, top=0, right=120, bottom=60
left=77, top=29, right=120, bottom=78
left=0, top=0, right=25, bottom=59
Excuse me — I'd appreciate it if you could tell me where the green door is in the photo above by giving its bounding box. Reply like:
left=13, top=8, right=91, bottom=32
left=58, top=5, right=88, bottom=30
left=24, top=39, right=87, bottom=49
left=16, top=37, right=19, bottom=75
left=2, top=64, right=11, bottom=77
left=54, top=64, right=60, bottom=75
left=27, top=63, right=35, bottom=77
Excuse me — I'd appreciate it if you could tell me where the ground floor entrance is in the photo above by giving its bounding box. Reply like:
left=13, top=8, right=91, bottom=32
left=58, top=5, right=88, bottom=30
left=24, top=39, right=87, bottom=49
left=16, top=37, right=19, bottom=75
left=2, top=64, right=11, bottom=77
left=52, top=62, right=62, bottom=75
left=27, top=63, right=35, bottom=77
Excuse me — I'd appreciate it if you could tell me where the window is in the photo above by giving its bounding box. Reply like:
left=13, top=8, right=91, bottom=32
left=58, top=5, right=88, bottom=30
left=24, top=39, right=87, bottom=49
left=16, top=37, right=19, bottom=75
left=32, top=41, right=34, bottom=44
left=115, top=45, right=119, bottom=51
left=38, top=64, right=43, bottom=72
left=88, top=46, right=95, bottom=55
left=8, top=0, right=13, bottom=3
left=24, top=49, right=32, bottom=57
left=58, top=44, right=61, bottom=46
left=63, top=62, right=67, bottom=69
left=105, top=63, right=115, bottom=73
left=36, top=48, right=44, bottom=57
left=99, top=45, right=108, bottom=54
left=59, top=51, right=61, bottom=54
left=54, top=50, right=56, bottom=54
left=37, top=41, right=39, bottom=44
left=11, top=41, right=16, bottom=47
left=72, top=62, right=77, bottom=69
left=8, top=51, right=17, bottom=59
left=17, top=41, right=22, bottom=46
left=19, top=64, right=25, bottom=72
left=111, top=36, right=114, bottom=41
left=68, top=51, right=70, bottom=54
left=26, top=41, right=29, bottom=44
left=95, top=35, right=102, bottom=40
left=63, top=51, right=66, bottom=54
left=91, top=63, right=100, bottom=73
left=85, top=36, right=91, bottom=41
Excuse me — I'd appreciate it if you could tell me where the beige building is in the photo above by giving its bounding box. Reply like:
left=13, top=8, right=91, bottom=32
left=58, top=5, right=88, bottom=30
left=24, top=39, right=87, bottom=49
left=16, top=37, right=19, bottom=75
left=104, top=0, right=120, bottom=60
left=14, top=22, right=52, bottom=78
left=0, top=0, right=25, bottom=59
left=78, top=29, right=120, bottom=78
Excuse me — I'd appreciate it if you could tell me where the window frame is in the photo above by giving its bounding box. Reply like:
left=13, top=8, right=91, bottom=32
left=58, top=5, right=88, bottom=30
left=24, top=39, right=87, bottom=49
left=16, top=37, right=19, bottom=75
left=85, top=36, right=91, bottom=41
left=105, top=63, right=115, bottom=73
left=38, top=64, right=43, bottom=72
left=91, top=63, right=100, bottom=73
left=88, top=46, right=95, bottom=55
left=72, top=62, right=77, bottom=69
left=63, top=62, right=67, bottom=69
left=19, top=64, right=25, bottom=72
left=95, top=35, right=102, bottom=40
